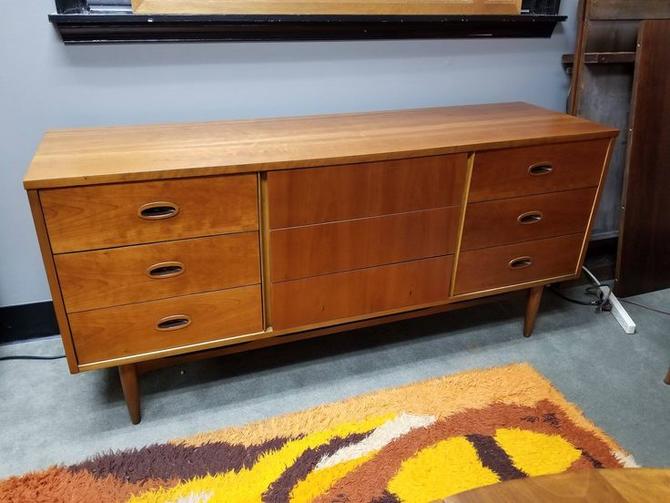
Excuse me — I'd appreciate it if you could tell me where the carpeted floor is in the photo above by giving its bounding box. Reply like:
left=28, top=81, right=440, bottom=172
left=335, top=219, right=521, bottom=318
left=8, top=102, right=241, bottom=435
left=0, top=288, right=668, bottom=482
left=0, top=364, right=634, bottom=502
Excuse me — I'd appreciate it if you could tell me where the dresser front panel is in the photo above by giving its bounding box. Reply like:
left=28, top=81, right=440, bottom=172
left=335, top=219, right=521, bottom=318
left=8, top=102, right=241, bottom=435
left=272, top=256, right=453, bottom=330
left=70, top=286, right=263, bottom=365
left=268, top=154, right=467, bottom=229
left=41, top=174, right=259, bottom=253
left=461, top=188, right=596, bottom=251
left=270, top=207, right=459, bottom=282
left=56, top=233, right=260, bottom=313
left=469, top=139, right=609, bottom=203
left=454, top=234, right=584, bottom=295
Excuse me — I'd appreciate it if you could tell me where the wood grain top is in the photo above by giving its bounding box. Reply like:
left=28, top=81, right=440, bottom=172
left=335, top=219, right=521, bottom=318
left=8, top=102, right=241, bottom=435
left=444, top=468, right=670, bottom=502
left=24, top=102, right=618, bottom=189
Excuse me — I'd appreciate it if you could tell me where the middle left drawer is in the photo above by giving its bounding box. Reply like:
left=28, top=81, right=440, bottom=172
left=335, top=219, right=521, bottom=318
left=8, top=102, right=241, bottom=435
left=56, top=233, right=261, bottom=313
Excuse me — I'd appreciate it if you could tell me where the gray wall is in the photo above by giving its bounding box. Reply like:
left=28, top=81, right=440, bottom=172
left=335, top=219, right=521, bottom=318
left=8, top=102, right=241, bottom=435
left=0, top=0, right=577, bottom=308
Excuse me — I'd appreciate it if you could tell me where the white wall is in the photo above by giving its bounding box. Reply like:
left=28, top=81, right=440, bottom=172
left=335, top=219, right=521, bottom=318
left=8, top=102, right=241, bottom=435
left=0, top=0, right=577, bottom=307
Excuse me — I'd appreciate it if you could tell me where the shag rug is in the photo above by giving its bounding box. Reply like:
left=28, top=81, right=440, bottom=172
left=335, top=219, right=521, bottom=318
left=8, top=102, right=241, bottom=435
left=0, top=363, right=635, bottom=503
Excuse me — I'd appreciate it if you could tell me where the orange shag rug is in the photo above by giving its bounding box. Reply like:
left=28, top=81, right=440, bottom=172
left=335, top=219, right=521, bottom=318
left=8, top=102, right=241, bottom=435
left=0, top=363, right=635, bottom=502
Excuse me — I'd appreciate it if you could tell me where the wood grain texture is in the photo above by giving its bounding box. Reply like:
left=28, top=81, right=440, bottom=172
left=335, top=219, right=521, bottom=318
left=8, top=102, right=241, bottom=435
left=24, top=103, right=618, bottom=190
left=119, top=364, right=141, bottom=425
left=70, top=286, right=263, bottom=365
left=461, top=187, right=597, bottom=250
left=523, top=285, right=544, bottom=337
left=469, top=139, right=610, bottom=202
left=453, top=234, right=583, bottom=295
left=270, top=208, right=459, bottom=281
left=41, top=175, right=258, bottom=253
left=272, top=255, right=453, bottom=330
left=56, top=233, right=260, bottom=313
left=268, top=155, right=466, bottom=228
left=444, top=468, right=670, bottom=502
left=27, top=191, right=79, bottom=373
left=132, top=0, right=522, bottom=15
left=590, top=0, right=670, bottom=20
left=616, top=20, right=670, bottom=297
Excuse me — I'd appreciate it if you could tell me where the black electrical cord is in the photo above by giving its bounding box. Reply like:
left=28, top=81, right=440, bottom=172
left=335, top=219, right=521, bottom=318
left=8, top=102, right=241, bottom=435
left=0, top=354, right=66, bottom=361
left=548, top=283, right=612, bottom=310
left=620, top=299, right=670, bottom=316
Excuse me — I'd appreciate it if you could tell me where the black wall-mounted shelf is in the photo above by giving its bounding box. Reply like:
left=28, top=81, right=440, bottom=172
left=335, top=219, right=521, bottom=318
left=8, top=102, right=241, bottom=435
left=50, top=0, right=566, bottom=44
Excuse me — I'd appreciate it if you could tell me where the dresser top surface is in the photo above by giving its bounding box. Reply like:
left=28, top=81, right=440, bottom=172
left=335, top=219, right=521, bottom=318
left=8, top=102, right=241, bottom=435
left=24, top=102, right=617, bottom=189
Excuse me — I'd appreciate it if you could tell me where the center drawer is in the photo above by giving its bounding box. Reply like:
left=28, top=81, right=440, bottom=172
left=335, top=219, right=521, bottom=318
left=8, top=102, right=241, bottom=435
left=56, top=233, right=260, bottom=313
left=270, top=208, right=459, bottom=282
left=41, top=174, right=259, bottom=253
left=268, top=154, right=467, bottom=229
left=272, top=255, right=453, bottom=330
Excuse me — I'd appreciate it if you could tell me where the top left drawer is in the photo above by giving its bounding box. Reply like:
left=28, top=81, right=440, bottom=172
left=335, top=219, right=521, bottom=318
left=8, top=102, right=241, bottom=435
left=40, top=175, right=259, bottom=253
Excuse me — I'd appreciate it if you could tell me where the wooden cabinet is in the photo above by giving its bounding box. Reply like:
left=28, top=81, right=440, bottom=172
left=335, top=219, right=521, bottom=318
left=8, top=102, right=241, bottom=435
left=24, top=103, right=616, bottom=424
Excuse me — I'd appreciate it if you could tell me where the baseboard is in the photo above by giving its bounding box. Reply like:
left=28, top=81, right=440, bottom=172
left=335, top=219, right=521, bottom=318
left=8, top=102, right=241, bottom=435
left=0, top=301, right=59, bottom=344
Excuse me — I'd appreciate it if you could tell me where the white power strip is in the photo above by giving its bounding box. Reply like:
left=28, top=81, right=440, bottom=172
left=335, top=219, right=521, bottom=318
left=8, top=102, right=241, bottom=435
left=582, top=267, right=637, bottom=335
left=608, top=293, right=637, bottom=334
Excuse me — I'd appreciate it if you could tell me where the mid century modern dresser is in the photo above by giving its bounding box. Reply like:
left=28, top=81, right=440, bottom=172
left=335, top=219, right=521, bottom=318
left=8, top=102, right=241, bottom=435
left=24, top=102, right=617, bottom=423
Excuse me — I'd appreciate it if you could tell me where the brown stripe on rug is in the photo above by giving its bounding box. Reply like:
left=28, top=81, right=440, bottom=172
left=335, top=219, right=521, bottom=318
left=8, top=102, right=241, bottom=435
left=465, top=434, right=526, bottom=480
left=69, top=436, right=293, bottom=483
left=263, top=431, right=371, bottom=502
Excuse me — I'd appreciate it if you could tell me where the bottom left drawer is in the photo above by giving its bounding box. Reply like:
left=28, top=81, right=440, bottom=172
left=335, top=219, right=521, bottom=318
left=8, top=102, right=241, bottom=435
left=70, top=285, right=263, bottom=366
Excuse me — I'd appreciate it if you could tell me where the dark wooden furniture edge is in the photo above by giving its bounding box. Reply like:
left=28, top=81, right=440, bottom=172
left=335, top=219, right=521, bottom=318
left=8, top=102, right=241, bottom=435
left=48, top=13, right=567, bottom=44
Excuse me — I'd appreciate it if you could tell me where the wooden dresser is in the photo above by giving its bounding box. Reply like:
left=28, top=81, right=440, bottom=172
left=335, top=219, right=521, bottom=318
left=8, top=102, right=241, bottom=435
left=24, top=103, right=617, bottom=423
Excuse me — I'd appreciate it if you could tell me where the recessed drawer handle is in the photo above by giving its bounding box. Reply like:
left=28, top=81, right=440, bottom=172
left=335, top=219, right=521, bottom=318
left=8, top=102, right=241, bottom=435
left=146, top=261, right=185, bottom=279
left=509, top=256, right=533, bottom=270
left=517, top=211, right=544, bottom=225
left=156, top=315, right=191, bottom=331
left=528, top=163, right=554, bottom=176
left=138, top=202, right=180, bottom=220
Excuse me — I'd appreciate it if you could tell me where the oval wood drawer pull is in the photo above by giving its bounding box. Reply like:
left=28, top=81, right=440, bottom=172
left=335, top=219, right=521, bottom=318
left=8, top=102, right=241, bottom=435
left=528, top=163, right=554, bottom=176
left=517, top=210, right=544, bottom=225
left=138, top=201, right=180, bottom=220
left=508, top=256, right=533, bottom=270
left=145, top=261, right=185, bottom=279
left=156, top=314, right=191, bottom=331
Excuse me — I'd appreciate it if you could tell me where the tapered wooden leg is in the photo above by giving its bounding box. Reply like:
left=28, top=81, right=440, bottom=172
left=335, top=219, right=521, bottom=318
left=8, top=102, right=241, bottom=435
left=664, top=368, right=670, bottom=385
left=524, top=285, right=544, bottom=338
left=118, top=364, right=141, bottom=424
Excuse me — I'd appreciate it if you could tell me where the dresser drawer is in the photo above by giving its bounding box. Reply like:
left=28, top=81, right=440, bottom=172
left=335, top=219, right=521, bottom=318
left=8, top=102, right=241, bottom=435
left=70, top=286, right=263, bottom=365
left=268, top=155, right=467, bottom=229
left=56, top=233, right=260, bottom=313
left=272, top=255, right=453, bottom=330
left=454, top=234, right=583, bottom=295
left=461, top=188, right=596, bottom=251
left=271, top=207, right=459, bottom=282
left=469, top=139, right=609, bottom=202
left=41, top=175, right=258, bottom=253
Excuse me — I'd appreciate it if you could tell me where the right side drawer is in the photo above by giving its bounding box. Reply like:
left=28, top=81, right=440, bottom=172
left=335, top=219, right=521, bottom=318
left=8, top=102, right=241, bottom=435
left=469, top=139, right=609, bottom=202
left=461, top=187, right=596, bottom=251
left=453, top=234, right=583, bottom=296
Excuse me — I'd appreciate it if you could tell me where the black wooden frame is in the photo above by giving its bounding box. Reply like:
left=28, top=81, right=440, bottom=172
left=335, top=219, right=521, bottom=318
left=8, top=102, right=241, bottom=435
left=50, top=0, right=566, bottom=43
